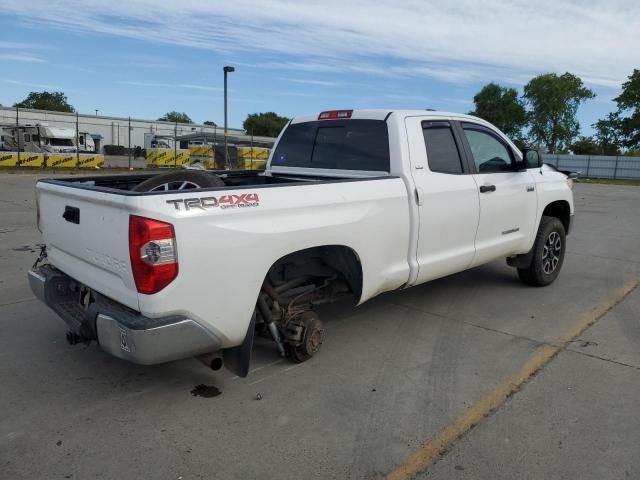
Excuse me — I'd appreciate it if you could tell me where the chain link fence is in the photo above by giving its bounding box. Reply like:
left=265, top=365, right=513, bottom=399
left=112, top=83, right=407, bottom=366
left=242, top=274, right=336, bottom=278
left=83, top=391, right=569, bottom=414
left=0, top=107, right=273, bottom=170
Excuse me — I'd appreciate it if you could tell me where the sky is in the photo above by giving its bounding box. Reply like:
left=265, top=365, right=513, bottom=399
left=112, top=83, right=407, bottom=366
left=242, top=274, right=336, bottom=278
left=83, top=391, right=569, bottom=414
left=1, top=0, right=638, bottom=134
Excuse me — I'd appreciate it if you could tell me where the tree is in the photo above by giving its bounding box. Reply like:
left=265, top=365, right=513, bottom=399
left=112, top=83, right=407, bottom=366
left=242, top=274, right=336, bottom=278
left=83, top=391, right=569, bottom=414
left=613, top=69, right=640, bottom=149
left=243, top=112, right=289, bottom=137
left=571, top=136, right=602, bottom=155
left=203, top=120, right=217, bottom=126
left=469, top=83, right=526, bottom=140
left=13, top=91, right=75, bottom=112
left=523, top=73, right=595, bottom=153
left=592, top=113, right=622, bottom=155
left=158, top=111, right=193, bottom=123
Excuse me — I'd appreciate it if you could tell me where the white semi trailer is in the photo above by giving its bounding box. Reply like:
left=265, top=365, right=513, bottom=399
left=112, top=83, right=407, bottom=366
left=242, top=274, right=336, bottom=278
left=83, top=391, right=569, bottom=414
left=0, top=124, right=96, bottom=153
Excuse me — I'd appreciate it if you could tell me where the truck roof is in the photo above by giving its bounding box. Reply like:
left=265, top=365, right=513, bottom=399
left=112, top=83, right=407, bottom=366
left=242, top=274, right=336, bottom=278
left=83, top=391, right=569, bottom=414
left=287, top=109, right=519, bottom=154
left=291, top=109, right=490, bottom=125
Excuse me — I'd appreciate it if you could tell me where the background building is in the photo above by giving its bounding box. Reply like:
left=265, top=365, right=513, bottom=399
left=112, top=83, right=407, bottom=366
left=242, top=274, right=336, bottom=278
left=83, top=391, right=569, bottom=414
left=0, top=106, right=245, bottom=153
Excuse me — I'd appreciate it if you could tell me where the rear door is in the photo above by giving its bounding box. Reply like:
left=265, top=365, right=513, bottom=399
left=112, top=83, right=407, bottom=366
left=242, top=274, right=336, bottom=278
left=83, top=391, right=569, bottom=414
left=405, top=117, right=480, bottom=284
left=457, top=123, right=537, bottom=266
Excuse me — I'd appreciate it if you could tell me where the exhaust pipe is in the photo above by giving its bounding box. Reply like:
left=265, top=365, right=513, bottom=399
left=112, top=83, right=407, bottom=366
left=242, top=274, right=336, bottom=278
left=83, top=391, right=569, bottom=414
left=196, top=353, right=224, bottom=371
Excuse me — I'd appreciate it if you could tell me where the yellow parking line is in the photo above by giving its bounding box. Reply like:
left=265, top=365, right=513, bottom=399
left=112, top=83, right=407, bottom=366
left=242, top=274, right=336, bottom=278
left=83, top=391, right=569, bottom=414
left=386, top=278, right=639, bottom=480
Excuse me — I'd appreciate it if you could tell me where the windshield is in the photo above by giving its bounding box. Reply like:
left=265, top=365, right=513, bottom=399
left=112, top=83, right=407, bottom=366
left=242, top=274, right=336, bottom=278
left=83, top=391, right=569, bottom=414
left=49, top=138, right=74, bottom=146
left=272, top=119, right=390, bottom=172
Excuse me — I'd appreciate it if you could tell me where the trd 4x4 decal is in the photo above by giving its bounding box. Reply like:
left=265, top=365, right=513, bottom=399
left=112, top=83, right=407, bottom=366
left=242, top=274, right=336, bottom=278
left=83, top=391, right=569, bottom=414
left=166, top=193, right=260, bottom=211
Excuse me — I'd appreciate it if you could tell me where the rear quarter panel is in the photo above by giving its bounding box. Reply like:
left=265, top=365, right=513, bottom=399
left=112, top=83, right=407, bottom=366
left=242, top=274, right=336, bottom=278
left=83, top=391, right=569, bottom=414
left=136, top=178, right=411, bottom=346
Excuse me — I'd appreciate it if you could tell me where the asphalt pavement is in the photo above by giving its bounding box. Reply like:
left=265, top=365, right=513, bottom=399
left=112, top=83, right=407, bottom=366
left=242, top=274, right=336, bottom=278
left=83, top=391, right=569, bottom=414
left=0, top=173, right=638, bottom=479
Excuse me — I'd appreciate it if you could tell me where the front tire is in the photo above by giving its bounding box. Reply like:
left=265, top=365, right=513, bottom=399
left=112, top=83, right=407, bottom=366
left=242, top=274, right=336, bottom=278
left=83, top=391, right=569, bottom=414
left=517, top=216, right=566, bottom=287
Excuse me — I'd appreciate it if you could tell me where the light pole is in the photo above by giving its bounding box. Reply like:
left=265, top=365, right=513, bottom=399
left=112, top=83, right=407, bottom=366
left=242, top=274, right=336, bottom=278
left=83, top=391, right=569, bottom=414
left=223, top=65, right=235, bottom=169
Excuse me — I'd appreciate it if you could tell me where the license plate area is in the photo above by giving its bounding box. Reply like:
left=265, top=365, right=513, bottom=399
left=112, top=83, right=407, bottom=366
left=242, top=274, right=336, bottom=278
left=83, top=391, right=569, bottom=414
left=69, top=280, right=95, bottom=310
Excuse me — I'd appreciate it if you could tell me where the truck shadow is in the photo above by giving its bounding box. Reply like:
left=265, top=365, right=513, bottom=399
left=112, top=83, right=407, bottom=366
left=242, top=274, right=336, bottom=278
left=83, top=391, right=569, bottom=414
left=22, top=260, right=529, bottom=401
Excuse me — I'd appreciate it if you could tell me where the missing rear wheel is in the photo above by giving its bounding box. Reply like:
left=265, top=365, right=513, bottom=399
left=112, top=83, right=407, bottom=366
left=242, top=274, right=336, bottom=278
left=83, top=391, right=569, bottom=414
left=285, top=312, right=325, bottom=363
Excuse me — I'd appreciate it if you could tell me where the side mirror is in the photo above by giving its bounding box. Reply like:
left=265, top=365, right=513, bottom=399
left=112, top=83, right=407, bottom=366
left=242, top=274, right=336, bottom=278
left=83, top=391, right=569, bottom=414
left=522, top=148, right=542, bottom=169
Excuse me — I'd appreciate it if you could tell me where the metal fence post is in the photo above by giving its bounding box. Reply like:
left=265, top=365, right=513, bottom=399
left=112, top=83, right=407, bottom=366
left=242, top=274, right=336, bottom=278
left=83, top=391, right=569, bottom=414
left=586, top=155, right=591, bottom=177
left=128, top=117, right=132, bottom=169
left=76, top=112, right=80, bottom=168
left=15, top=107, right=20, bottom=167
left=614, top=155, right=619, bottom=179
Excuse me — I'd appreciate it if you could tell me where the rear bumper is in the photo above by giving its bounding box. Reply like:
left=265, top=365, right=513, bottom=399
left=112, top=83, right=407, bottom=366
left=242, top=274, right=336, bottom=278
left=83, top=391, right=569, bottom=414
left=28, top=265, right=221, bottom=365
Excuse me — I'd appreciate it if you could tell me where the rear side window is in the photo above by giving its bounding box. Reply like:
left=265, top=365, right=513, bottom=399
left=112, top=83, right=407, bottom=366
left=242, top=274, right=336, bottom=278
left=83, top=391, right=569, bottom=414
left=422, top=122, right=463, bottom=174
left=272, top=120, right=390, bottom=172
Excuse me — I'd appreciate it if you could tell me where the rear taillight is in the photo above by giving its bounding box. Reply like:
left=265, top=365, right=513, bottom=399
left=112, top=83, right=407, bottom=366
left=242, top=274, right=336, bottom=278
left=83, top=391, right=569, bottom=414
left=129, top=215, right=178, bottom=294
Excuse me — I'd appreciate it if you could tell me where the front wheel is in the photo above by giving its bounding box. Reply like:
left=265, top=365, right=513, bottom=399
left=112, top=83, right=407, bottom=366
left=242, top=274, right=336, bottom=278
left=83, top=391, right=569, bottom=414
left=517, top=216, right=566, bottom=287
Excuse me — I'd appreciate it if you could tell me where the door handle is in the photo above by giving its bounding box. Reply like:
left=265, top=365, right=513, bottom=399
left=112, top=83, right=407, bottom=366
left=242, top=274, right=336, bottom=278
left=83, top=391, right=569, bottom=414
left=415, top=187, right=425, bottom=206
left=479, top=185, right=496, bottom=193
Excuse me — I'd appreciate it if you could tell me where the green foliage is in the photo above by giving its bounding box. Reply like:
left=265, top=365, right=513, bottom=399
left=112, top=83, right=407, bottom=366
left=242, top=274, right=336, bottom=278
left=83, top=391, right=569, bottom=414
left=158, top=111, right=193, bottom=123
left=469, top=83, right=526, bottom=139
left=103, top=144, right=126, bottom=155
left=624, top=148, right=640, bottom=157
left=203, top=121, right=217, bottom=126
left=523, top=73, right=595, bottom=153
left=243, top=112, right=289, bottom=137
left=571, top=136, right=602, bottom=155
left=592, top=113, right=622, bottom=155
left=13, top=91, right=75, bottom=112
left=613, top=69, right=640, bottom=148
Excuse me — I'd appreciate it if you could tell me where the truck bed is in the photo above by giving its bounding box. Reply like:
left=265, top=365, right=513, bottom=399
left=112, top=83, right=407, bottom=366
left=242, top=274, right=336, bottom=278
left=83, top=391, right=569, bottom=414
left=39, top=169, right=382, bottom=195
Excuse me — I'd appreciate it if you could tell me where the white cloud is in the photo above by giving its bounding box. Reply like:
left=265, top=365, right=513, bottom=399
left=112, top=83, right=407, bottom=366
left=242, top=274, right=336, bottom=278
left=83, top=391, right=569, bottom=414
left=0, top=53, right=45, bottom=63
left=117, top=80, right=221, bottom=91
left=2, top=78, right=62, bottom=90
left=280, top=77, right=344, bottom=87
left=3, top=0, right=638, bottom=88
left=0, top=41, right=43, bottom=49
left=0, top=41, right=47, bottom=63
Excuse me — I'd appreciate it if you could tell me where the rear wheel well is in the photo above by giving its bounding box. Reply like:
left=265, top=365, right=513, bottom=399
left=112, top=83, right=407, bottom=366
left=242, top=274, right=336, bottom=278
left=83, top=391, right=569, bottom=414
left=265, top=245, right=363, bottom=303
left=542, top=201, right=571, bottom=233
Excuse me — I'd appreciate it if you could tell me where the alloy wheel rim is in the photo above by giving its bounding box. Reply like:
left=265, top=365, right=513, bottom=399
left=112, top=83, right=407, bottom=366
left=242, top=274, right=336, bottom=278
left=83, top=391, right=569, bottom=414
left=150, top=180, right=200, bottom=192
left=542, top=231, right=562, bottom=274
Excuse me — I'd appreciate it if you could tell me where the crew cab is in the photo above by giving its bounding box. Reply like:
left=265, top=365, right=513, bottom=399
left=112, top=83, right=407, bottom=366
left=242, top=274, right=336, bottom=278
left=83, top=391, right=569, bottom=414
left=29, top=110, right=574, bottom=377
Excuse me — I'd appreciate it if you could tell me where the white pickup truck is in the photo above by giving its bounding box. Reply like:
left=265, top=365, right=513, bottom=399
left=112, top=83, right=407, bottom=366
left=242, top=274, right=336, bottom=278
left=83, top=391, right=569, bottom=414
left=29, top=109, right=574, bottom=377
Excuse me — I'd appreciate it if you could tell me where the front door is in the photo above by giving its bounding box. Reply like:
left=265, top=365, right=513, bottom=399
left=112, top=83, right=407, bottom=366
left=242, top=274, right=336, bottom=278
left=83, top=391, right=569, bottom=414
left=458, top=124, right=537, bottom=266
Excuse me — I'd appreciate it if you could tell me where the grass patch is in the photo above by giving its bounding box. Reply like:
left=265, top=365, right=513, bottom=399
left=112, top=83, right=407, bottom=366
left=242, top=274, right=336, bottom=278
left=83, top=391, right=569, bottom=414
left=579, top=177, right=640, bottom=186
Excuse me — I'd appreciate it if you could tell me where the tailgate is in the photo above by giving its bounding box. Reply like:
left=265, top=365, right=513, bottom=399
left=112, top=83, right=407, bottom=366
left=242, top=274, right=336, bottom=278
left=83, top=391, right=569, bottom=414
left=37, top=181, right=139, bottom=310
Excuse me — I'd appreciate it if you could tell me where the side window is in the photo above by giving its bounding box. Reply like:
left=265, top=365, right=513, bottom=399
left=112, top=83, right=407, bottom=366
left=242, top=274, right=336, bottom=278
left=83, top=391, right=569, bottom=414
left=463, top=128, right=513, bottom=173
left=422, top=122, right=463, bottom=174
